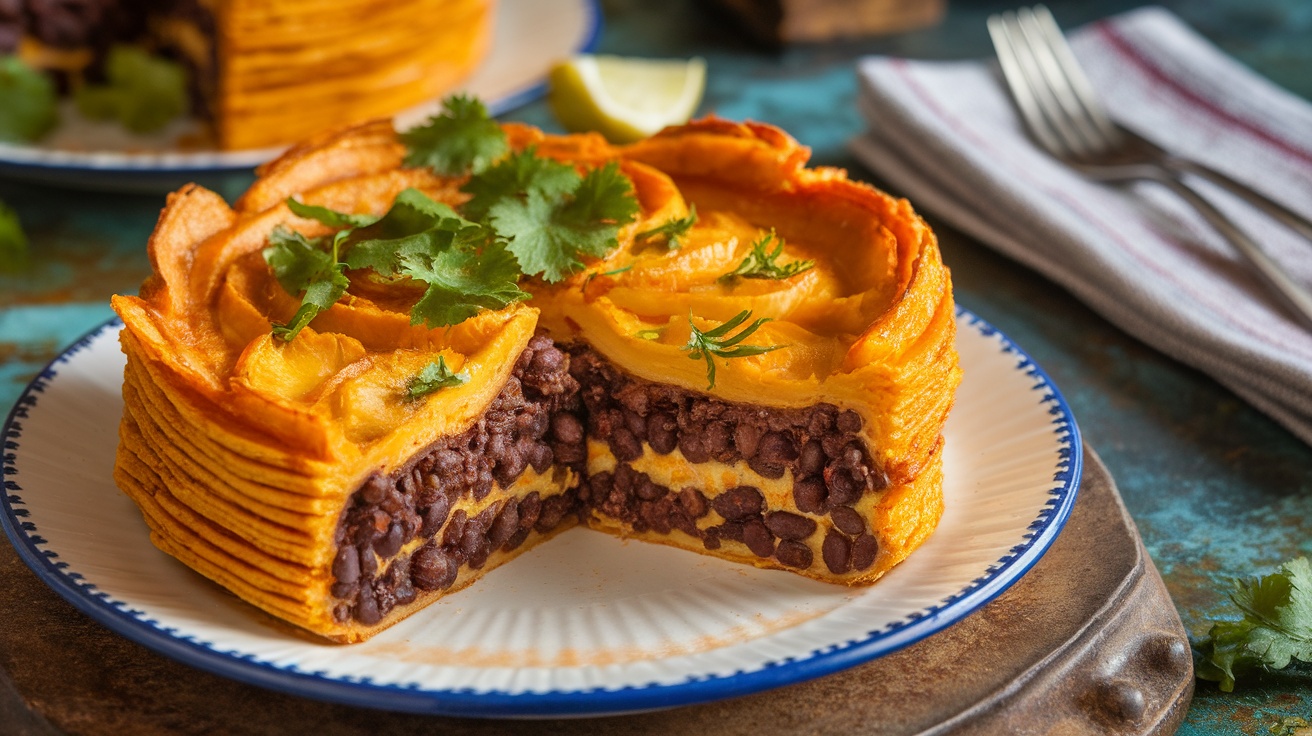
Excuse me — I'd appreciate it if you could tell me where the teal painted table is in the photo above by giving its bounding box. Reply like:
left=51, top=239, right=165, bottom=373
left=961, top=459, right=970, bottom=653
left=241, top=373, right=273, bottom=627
left=1, top=0, right=1309, bottom=732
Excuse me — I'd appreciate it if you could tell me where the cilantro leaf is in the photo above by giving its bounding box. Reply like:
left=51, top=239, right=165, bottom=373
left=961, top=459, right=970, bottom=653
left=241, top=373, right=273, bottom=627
left=75, top=46, right=188, bottom=134
left=718, top=230, right=815, bottom=284
left=1196, top=556, right=1312, bottom=692
left=401, top=240, right=530, bottom=327
left=0, top=200, right=30, bottom=273
left=0, top=56, right=58, bottom=143
left=322, top=188, right=527, bottom=327
left=683, top=309, right=786, bottom=389
left=460, top=147, right=580, bottom=222
left=401, top=94, right=508, bottom=176
left=287, top=198, right=380, bottom=229
left=406, top=356, right=469, bottom=401
left=342, top=188, right=478, bottom=275
left=491, top=161, right=639, bottom=283
left=636, top=205, right=697, bottom=250
left=262, top=226, right=349, bottom=341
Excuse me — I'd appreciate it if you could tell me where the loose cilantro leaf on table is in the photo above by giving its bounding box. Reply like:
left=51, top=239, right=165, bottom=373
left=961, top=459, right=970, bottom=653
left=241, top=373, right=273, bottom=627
left=718, top=230, right=815, bottom=284
left=0, top=56, right=58, bottom=142
left=406, top=356, right=469, bottom=401
left=683, top=309, right=785, bottom=390
left=491, top=161, right=639, bottom=283
left=1195, top=556, right=1312, bottom=692
left=635, top=205, right=697, bottom=250
left=262, top=226, right=349, bottom=341
left=0, top=200, right=30, bottom=273
left=75, top=46, right=188, bottom=134
left=401, top=94, right=508, bottom=176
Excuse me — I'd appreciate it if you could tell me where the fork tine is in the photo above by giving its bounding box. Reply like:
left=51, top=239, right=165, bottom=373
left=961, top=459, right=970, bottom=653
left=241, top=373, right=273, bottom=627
left=1030, top=5, right=1121, bottom=144
left=990, top=11, right=1088, bottom=158
left=988, top=13, right=1064, bottom=156
left=1016, top=7, right=1105, bottom=153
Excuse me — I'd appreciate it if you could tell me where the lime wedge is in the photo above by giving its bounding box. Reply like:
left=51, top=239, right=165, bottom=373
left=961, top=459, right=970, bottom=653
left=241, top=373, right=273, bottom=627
left=548, top=55, right=706, bottom=144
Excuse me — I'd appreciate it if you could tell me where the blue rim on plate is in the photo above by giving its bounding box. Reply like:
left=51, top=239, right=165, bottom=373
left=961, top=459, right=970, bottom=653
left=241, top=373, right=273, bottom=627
left=0, top=0, right=603, bottom=180
left=0, top=306, right=1081, bottom=718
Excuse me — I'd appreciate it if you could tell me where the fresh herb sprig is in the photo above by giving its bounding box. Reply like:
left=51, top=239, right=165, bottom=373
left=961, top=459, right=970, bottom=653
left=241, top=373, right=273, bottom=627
left=264, top=188, right=528, bottom=339
left=0, top=200, right=30, bottom=273
left=635, top=205, right=697, bottom=250
left=400, top=94, right=508, bottom=175
left=683, top=309, right=785, bottom=389
left=75, top=46, right=188, bottom=134
left=1195, top=556, right=1312, bottom=692
left=263, top=94, right=642, bottom=340
left=406, top=356, right=469, bottom=400
left=263, top=226, right=350, bottom=341
left=717, top=230, right=814, bottom=284
left=0, top=56, right=58, bottom=143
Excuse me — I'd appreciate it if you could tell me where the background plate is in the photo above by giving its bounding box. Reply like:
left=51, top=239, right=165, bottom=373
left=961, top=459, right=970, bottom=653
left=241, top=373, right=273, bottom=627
left=0, top=308, right=1081, bottom=717
left=0, top=0, right=601, bottom=188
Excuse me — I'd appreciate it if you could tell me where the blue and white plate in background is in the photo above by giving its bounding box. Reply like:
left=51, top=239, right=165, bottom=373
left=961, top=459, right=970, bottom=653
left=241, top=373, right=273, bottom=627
left=0, top=0, right=601, bottom=190
left=0, top=308, right=1081, bottom=717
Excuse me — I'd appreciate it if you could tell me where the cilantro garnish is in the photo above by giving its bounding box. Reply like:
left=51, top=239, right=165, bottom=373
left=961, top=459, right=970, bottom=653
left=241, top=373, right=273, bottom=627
left=460, top=147, right=580, bottom=222
left=683, top=309, right=786, bottom=389
left=406, top=356, right=469, bottom=401
left=717, top=230, right=815, bottom=284
left=287, top=198, right=380, bottom=229
left=262, top=226, right=349, bottom=341
left=0, top=56, right=58, bottom=142
left=1195, top=556, right=1312, bottom=692
left=400, top=94, right=508, bottom=176
left=75, top=46, right=188, bottom=134
left=265, top=189, right=528, bottom=337
left=0, top=200, right=30, bottom=273
left=491, top=161, right=640, bottom=283
left=636, top=205, right=697, bottom=249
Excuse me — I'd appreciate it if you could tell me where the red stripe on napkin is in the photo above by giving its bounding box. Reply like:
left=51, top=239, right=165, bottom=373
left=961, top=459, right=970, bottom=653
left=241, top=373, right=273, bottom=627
left=1097, top=22, right=1312, bottom=167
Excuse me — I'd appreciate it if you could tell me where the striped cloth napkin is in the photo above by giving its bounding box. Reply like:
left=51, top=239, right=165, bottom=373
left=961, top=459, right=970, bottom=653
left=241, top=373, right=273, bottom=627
left=853, top=6, right=1312, bottom=446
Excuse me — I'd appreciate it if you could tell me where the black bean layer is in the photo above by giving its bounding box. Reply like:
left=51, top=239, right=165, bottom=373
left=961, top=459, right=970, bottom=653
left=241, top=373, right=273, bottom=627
left=568, top=347, right=889, bottom=508
left=331, top=335, right=585, bottom=625
left=331, top=337, right=891, bottom=626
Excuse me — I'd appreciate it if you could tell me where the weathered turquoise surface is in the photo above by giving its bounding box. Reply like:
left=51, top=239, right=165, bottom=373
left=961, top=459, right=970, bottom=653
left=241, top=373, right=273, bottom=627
left=1, top=0, right=1308, bottom=731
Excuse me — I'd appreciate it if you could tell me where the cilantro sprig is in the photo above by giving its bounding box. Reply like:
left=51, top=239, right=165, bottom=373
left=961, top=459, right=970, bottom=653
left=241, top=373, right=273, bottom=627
left=717, top=230, right=815, bottom=284
left=683, top=309, right=786, bottom=390
left=491, top=160, right=639, bottom=283
left=406, top=356, right=469, bottom=401
left=263, top=94, right=646, bottom=340
left=635, top=205, right=697, bottom=250
left=1195, top=556, right=1312, bottom=692
left=401, top=94, right=508, bottom=175
left=75, top=46, right=188, bottom=134
left=0, top=56, right=58, bottom=143
left=0, top=200, right=30, bottom=273
left=263, top=188, right=528, bottom=339
left=263, top=226, right=349, bottom=341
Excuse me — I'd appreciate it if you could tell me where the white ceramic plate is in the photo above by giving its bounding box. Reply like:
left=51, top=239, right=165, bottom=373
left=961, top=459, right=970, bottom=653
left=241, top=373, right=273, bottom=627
left=0, top=308, right=1081, bottom=717
left=0, top=0, right=601, bottom=185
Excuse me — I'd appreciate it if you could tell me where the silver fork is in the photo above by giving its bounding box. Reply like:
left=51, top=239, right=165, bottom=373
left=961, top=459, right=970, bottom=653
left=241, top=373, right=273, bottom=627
left=988, top=5, right=1312, bottom=331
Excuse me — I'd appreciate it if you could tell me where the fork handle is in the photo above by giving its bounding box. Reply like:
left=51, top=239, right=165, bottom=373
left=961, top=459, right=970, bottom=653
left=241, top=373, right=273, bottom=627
left=1159, top=175, right=1312, bottom=331
left=1166, top=159, right=1312, bottom=243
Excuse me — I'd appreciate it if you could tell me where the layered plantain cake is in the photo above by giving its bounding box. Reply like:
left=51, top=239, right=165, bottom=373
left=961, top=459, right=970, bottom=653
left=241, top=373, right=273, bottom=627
left=1, top=0, right=492, bottom=149
left=111, top=102, right=961, bottom=642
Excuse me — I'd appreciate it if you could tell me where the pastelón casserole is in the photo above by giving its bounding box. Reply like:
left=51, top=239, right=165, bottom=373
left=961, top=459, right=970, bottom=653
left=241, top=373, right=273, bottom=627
left=111, top=111, right=961, bottom=642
